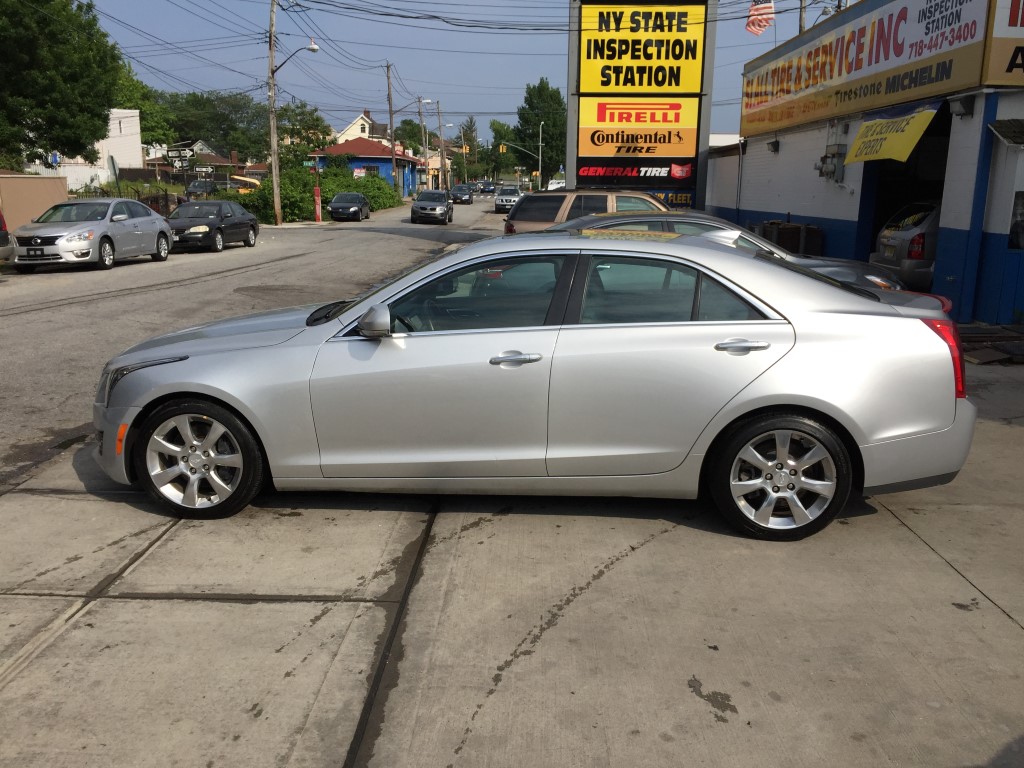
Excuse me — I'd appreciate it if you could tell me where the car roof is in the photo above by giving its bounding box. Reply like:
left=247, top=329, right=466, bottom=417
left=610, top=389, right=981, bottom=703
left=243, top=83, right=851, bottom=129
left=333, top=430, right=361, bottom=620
left=550, top=210, right=727, bottom=229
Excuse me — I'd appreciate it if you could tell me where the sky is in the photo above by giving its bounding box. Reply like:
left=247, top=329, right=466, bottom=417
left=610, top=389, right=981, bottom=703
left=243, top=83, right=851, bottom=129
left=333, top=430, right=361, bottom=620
left=83, top=0, right=817, bottom=142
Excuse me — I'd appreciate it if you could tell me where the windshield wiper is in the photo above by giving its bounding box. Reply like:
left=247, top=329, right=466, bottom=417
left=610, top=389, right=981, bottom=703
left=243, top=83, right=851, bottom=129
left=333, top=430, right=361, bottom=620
left=306, top=299, right=356, bottom=326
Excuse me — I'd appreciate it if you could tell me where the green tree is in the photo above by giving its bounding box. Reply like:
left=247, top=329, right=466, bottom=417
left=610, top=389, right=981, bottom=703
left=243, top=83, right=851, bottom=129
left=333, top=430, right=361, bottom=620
left=459, top=116, right=480, bottom=163
left=514, top=78, right=567, bottom=186
left=489, top=120, right=518, bottom=180
left=0, top=0, right=122, bottom=167
left=277, top=101, right=333, bottom=167
left=394, top=118, right=425, bottom=155
left=160, top=91, right=269, bottom=162
left=113, top=62, right=175, bottom=147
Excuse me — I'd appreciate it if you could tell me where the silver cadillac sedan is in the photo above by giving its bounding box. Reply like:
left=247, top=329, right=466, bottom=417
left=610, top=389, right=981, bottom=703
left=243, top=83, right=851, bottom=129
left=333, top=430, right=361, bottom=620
left=12, top=198, right=172, bottom=273
left=93, top=231, right=975, bottom=540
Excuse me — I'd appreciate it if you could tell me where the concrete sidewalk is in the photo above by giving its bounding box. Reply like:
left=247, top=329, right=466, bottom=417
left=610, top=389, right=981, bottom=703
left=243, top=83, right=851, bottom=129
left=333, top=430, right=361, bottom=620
left=0, top=363, right=1021, bottom=767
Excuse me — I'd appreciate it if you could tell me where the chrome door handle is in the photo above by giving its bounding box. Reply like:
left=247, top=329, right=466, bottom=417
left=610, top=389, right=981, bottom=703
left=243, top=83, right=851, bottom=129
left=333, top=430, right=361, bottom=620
left=714, top=339, right=771, bottom=355
left=489, top=351, right=543, bottom=366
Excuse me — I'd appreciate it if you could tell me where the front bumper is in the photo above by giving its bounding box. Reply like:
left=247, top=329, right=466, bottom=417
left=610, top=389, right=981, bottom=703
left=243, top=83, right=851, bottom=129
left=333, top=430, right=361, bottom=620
left=93, top=402, right=144, bottom=486
left=413, top=207, right=448, bottom=221
left=171, top=231, right=215, bottom=249
left=15, top=242, right=98, bottom=265
left=329, top=208, right=361, bottom=220
left=495, top=201, right=516, bottom=212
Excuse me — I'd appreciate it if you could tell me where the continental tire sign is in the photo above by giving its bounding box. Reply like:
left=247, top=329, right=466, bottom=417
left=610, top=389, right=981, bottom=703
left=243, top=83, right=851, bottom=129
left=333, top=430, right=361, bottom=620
left=575, top=2, right=709, bottom=193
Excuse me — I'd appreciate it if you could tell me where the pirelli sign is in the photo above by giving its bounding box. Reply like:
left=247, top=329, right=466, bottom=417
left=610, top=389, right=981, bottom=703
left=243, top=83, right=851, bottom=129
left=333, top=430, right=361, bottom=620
left=574, top=1, right=709, bottom=196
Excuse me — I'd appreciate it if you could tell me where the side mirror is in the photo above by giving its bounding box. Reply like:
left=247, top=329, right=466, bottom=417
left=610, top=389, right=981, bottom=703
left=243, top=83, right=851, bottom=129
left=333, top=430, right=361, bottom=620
left=357, top=304, right=392, bottom=338
left=112, top=213, right=128, bottom=222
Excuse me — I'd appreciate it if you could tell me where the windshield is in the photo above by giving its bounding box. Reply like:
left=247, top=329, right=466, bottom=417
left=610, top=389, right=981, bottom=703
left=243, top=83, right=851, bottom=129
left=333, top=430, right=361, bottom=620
left=333, top=194, right=362, bottom=203
left=38, top=203, right=110, bottom=223
left=453, top=186, right=470, bottom=192
left=418, top=192, right=447, bottom=202
left=170, top=203, right=221, bottom=219
left=498, top=188, right=519, bottom=196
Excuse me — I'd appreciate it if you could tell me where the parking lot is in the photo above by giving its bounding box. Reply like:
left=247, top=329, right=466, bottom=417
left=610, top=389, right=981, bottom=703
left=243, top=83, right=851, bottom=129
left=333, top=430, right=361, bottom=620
left=1, top=201, right=1022, bottom=767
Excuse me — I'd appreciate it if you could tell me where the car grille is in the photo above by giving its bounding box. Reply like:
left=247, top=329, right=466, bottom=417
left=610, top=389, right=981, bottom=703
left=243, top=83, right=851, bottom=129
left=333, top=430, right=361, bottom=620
left=18, top=253, right=63, bottom=262
left=16, top=235, right=60, bottom=246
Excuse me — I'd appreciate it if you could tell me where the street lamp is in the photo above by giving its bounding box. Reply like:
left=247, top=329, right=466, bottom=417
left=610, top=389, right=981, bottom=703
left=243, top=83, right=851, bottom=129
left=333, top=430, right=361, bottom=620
left=268, top=3, right=318, bottom=225
left=435, top=101, right=454, bottom=191
left=388, top=93, right=430, bottom=198
left=538, top=121, right=544, bottom=191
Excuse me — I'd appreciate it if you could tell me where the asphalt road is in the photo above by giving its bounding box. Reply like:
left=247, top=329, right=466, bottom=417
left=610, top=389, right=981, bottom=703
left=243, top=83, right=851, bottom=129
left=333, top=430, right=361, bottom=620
left=1, top=199, right=1022, bottom=767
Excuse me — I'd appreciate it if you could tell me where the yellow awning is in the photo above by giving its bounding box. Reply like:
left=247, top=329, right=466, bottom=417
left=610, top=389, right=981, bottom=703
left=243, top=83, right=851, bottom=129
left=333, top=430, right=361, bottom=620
left=845, top=107, right=937, bottom=164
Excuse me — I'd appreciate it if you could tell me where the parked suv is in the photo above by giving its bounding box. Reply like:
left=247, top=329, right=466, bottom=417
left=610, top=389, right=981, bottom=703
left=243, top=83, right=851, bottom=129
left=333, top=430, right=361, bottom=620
left=869, top=202, right=940, bottom=292
left=186, top=179, right=220, bottom=198
left=504, top=189, right=668, bottom=234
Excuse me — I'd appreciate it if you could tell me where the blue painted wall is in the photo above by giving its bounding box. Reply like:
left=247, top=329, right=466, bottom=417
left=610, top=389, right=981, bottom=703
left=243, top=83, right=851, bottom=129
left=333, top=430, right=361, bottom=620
left=706, top=206, right=866, bottom=261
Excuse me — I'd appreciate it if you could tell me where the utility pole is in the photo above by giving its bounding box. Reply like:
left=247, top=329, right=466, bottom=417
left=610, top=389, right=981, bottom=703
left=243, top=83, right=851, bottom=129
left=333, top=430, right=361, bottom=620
left=268, top=0, right=281, bottom=226
left=386, top=62, right=400, bottom=196
left=417, top=97, right=428, bottom=191
left=538, top=121, right=544, bottom=191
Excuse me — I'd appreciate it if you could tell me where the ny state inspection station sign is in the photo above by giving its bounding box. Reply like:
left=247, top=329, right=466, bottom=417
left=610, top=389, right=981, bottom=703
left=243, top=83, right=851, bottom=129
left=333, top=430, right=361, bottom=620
left=573, top=1, right=710, bottom=197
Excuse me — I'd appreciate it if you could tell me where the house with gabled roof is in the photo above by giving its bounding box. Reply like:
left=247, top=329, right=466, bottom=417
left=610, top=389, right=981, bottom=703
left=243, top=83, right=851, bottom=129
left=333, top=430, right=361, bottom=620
left=316, top=137, right=424, bottom=196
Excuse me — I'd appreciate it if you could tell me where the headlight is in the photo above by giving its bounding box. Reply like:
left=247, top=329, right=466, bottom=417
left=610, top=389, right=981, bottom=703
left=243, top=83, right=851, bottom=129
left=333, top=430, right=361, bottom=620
left=64, top=230, right=96, bottom=244
left=187, top=225, right=210, bottom=234
left=348, top=207, right=359, bottom=212
left=98, top=356, right=188, bottom=405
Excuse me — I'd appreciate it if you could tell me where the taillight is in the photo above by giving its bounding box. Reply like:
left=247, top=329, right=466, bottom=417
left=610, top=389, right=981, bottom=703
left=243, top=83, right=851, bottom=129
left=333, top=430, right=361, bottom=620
left=908, top=233, right=925, bottom=260
left=0, top=209, right=6, bottom=231
left=504, top=220, right=516, bottom=235
left=922, top=319, right=965, bottom=399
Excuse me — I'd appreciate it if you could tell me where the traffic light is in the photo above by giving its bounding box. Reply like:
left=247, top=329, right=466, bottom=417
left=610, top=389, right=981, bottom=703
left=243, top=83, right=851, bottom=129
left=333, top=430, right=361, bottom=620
left=462, top=145, right=469, bottom=154
left=499, top=144, right=507, bottom=153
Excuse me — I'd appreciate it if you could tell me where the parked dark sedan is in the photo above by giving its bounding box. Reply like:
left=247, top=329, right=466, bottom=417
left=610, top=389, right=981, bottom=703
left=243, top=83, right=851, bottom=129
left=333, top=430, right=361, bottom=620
left=326, top=193, right=370, bottom=221
left=168, top=201, right=259, bottom=252
left=451, top=184, right=474, bottom=204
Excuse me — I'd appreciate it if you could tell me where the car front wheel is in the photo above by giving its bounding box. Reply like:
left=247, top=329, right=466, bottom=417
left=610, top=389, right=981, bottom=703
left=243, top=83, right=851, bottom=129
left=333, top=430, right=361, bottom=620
left=133, top=399, right=264, bottom=518
left=212, top=230, right=224, bottom=252
left=707, top=413, right=852, bottom=541
left=97, top=239, right=115, bottom=269
left=245, top=227, right=257, bottom=247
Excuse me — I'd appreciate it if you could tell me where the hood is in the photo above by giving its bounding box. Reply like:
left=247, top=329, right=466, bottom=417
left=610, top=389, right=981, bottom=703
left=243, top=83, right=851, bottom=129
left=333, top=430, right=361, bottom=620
left=15, top=220, right=94, bottom=237
left=118, top=305, right=315, bottom=359
left=168, top=214, right=221, bottom=227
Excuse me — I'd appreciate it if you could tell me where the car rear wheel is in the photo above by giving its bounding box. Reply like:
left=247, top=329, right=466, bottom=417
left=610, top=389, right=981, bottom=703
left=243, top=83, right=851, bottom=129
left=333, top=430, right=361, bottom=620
left=245, top=227, right=257, bottom=247
left=151, top=234, right=169, bottom=262
left=97, top=239, right=115, bottom=269
left=133, top=399, right=264, bottom=518
left=212, top=230, right=224, bottom=252
left=708, top=413, right=852, bottom=540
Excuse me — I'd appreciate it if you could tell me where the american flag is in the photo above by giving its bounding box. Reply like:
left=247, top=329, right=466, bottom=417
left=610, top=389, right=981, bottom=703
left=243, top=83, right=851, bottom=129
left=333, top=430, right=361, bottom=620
left=746, top=0, right=775, bottom=35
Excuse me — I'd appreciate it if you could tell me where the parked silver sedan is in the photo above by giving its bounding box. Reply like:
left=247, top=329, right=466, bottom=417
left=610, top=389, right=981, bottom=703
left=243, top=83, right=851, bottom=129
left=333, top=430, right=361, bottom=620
left=93, top=231, right=975, bottom=540
left=12, top=198, right=171, bottom=273
left=550, top=210, right=905, bottom=290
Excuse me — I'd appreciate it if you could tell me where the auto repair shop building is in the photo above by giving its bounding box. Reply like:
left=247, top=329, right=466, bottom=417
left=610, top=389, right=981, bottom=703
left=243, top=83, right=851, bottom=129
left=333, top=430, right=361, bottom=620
left=707, top=0, right=1024, bottom=323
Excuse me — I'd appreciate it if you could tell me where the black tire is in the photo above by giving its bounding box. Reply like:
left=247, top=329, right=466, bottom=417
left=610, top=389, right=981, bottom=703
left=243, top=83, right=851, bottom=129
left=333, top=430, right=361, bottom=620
left=411, top=214, right=419, bottom=224
left=14, top=264, right=35, bottom=274
left=97, top=239, right=115, bottom=269
left=151, top=234, right=169, bottom=262
left=245, top=227, right=257, bottom=247
left=707, top=413, right=852, bottom=541
left=447, top=209, right=453, bottom=223
left=132, top=399, right=264, bottom=518
left=211, top=230, right=224, bottom=252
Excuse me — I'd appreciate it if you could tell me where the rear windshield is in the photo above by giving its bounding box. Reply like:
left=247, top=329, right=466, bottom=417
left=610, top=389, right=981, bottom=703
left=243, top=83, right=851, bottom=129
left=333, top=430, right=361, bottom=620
left=884, top=204, right=935, bottom=231
left=511, top=195, right=566, bottom=221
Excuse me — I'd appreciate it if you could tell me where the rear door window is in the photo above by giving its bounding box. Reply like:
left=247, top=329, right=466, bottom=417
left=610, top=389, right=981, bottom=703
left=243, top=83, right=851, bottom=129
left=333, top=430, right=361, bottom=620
left=615, top=196, right=661, bottom=211
left=511, top=195, right=567, bottom=221
left=566, top=194, right=608, bottom=219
